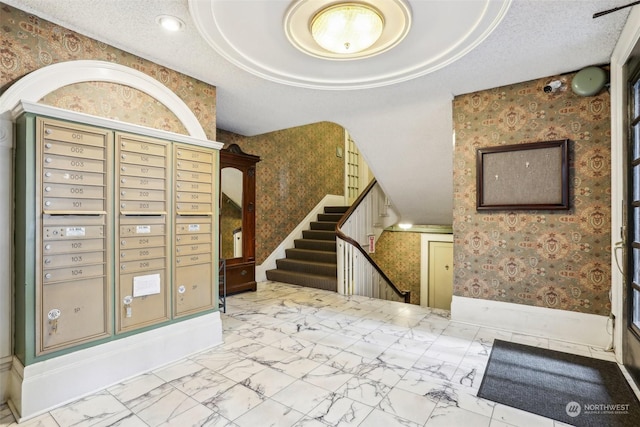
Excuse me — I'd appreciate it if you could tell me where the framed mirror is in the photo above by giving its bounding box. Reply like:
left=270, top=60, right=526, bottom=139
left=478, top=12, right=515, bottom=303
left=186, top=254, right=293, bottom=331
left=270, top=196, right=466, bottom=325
left=220, top=167, right=243, bottom=259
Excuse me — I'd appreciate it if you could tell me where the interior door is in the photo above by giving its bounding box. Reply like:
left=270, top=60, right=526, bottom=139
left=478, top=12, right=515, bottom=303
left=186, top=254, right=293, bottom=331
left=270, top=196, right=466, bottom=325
left=428, top=241, right=453, bottom=310
left=624, top=54, right=640, bottom=386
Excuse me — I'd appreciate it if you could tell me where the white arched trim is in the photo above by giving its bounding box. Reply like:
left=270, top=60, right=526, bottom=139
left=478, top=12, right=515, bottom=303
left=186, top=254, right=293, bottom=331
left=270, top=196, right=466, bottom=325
left=0, top=60, right=207, bottom=139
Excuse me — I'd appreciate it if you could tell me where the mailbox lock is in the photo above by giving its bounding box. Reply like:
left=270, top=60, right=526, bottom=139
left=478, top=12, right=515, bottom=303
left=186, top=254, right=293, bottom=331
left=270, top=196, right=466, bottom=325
left=121, top=191, right=126, bottom=196
left=121, top=154, right=126, bottom=160
left=45, top=201, right=52, bottom=207
left=44, top=244, right=51, bottom=250
left=121, top=178, right=126, bottom=184
left=178, top=285, right=186, bottom=294
left=45, top=158, right=52, bottom=163
left=48, top=308, right=61, bottom=334
left=44, top=172, right=52, bottom=178
left=45, top=129, right=52, bottom=135
left=45, top=273, right=52, bottom=279
left=45, top=186, right=51, bottom=192
left=123, top=295, right=133, bottom=318
left=44, top=258, right=51, bottom=265
left=45, top=143, right=52, bottom=149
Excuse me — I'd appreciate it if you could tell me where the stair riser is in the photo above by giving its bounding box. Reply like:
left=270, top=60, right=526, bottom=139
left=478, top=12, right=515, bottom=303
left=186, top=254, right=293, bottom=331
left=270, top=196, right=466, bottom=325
left=302, top=230, right=336, bottom=241
left=324, top=206, right=349, bottom=214
left=285, top=249, right=336, bottom=263
left=310, top=221, right=337, bottom=231
left=276, top=259, right=337, bottom=276
left=294, top=239, right=336, bottom=252
left=265, top=270, right=337, bottom=292
left=317, top=213, right=343, bottom=222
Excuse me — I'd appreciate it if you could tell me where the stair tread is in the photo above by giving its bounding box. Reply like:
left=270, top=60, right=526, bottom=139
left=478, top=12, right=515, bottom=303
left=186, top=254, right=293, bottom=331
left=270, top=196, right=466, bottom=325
left=278, top=258, right=336, bottom=266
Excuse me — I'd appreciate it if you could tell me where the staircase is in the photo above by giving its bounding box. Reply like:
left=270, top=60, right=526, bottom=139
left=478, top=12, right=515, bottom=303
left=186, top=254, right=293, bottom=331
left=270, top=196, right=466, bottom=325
left=265, top=206, right=348, bottom=291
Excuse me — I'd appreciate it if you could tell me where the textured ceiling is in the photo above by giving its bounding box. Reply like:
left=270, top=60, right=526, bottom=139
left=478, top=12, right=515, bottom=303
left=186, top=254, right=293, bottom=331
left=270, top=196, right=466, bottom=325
left=3, top=0, right=633, bottom=225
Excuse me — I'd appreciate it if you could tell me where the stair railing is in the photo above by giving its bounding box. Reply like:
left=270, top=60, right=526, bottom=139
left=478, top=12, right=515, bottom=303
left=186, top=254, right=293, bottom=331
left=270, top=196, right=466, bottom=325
left=336, top=179, right=410, bottom=303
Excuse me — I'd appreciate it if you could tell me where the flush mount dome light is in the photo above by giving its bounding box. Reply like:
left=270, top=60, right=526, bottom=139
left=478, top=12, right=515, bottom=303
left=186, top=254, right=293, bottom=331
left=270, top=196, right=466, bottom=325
left=285, top=0, right=411, bottom=60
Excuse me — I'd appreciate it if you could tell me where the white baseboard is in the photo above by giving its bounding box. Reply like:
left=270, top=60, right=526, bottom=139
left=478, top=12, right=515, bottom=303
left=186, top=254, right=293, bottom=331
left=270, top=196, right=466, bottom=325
left=0, top=355, right=12, bottom=404
left=256, top=194, right=345, bottom=282
left=451, top=296, right=611, bottom=348
left=8, top=312, right=222, bottom=422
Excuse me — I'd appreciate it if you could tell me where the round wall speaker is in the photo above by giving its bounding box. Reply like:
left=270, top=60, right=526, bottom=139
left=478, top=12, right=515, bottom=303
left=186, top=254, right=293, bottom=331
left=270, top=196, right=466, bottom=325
left=571, top=66, right=608, bottom=96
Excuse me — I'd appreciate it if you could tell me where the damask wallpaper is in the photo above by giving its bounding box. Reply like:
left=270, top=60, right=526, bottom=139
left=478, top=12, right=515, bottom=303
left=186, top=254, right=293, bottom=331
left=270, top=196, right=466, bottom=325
left=452, top=72, right=611, bottom=316
left=0, top=4, right=216, bottom=139
left=217, top=123, right=345, bottom=264
left=370, top=231, right=421, bottom=305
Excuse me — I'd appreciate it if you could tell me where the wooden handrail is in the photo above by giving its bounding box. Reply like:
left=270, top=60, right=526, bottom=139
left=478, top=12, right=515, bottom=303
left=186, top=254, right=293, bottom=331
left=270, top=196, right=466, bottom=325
left=336, top=179, right=411, bottom=303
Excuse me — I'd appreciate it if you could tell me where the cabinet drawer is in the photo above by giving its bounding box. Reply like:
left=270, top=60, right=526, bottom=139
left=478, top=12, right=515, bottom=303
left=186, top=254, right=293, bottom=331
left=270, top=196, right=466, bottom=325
left=175, top=202, right=213, bottom=214
left=43, top=225, right=105, bottom=240
left=40, top=277, right=109, bottom=354
left=175, top=160, right=212, bottom=173
left=119, top=200, right=166, bottom=213
left=120, top=257, right=166, bottom=273
left=44, top=251, right=105, bottom=269
left=43, top=197, right=106, bottom=213
left=42, top=123, right=108, bottom=147
left=175, top=148, right=214, bottom=164
left=120, top=175, right=165, bottom=190
left=119, top=234, right=166, bottom=249
left=119, top=164, right=166, bottom=179
left=43, top=154, right=105, bottom=173
left=43, top=183, right=105, bottom=199
left=119, top=139, right=167, bottom=157
left=176, top=232, right=212, bottom=245
left=43, top=140, right=105, bottom=160
left=176, top=191, right=212, bottom=203
left=43, top=238, right=105, bottom=255
left=176, top=180, right=212, bottom=193
left=175, top=170, right=212, bottom=183
left=43, top=169, right=106, bottom=186
left=118, top=270, right=169, bottom=332
left=119, top=223, right=166, bottom=237
left=120, top=152, right=166, bottom=167
left=176, top=252, right=211, bottom=267
left=175, top=221, right=212, bottom=235
left=120, top=246, right=165, bottom=261
left=119, top=188, right=166, bottom=202
left=225, top=263, right=256, bottom=294
left=175, top=263, right=214, bottom=317
left=175, top=242, right=211, bottom=256
left=43, top=263, right=105, bottom=283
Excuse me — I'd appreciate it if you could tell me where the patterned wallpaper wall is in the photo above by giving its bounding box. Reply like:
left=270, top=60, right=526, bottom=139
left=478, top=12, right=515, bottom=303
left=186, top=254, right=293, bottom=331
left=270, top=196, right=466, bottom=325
left=217, top=123, right=345, bottom=264
left=452, top=72, right=611, bottom=316
left=1, top=4, right=216, bottom=139
left=370, top=231, right=421, bottom=305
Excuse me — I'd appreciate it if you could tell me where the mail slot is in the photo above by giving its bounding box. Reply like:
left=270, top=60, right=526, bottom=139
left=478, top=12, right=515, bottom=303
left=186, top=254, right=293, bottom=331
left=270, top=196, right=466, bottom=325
left=42, top=154, right=105, bottom=173
left=119, top=200, right=166, bottom=213
left=119, top=164, right=166, bottom=179
left=43, top=169, right=106, bottom=186
left=43, top=197, right=106, bottom=213
left=119, top=139, right=167, bottom=157
left=174, top=263, right=214, bottom=317
left=42, top=122, right=108, bottom=147
left=175, top=233, right=212, bottom=244
left=174, top=171, right=212, bottom=183
left=175, top=202, right=213, bottom=214
left=175, top=220, right=213, bottom=234
left=40, top=277, right=109, bottom=354
left=120, top=257, right=166, bottom=273
left=43, top=238, right=105, bottom=255
left=44, top=251, right=105, bottom=268
left=120, top=176, right=165, bottom=190
left=118, top=269, right=169, bottom=332
left=43, top=140, right=105, bottom=160
left=175, top=160, right=212, bottom=173
left=43, top=225, right=105, bottom=240
left=43, top=263, right=105, bottom=283
left=43, top=183, right=105, bottom=199
left=119, top=151, right=166, bottom=167
left=175, top=191, right=212, bottom=203
left=120, top=246, right=165, bottom=261
left=119, top=234, right=166, bottom=249
left=176, top=180, right=212, bottom=193
left=175, top=243, right=210, bottom=256
left=176, top=148, right=214, bottom=164
left=176, top=252, right=211, bottom=267
left=119, top=223, right=166, bottom=237
left=119, top=188, right=166, bottom=202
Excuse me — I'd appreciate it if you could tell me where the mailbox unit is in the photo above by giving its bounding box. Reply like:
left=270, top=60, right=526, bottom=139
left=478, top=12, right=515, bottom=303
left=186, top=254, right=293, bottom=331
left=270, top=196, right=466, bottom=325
left=14, top=111, right=220, bottom=366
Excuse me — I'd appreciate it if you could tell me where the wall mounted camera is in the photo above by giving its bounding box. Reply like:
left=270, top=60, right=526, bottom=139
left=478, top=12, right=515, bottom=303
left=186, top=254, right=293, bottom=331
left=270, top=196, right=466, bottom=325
left=543, top=80, right=564, bottom=93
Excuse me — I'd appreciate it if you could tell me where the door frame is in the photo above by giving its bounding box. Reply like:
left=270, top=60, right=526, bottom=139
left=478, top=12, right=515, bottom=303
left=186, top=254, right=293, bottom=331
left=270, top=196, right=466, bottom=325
left=611, top=7, right=640, bottom=365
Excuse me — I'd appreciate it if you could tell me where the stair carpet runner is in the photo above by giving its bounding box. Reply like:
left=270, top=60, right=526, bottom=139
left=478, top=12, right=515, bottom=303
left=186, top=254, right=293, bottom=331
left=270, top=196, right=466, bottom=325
left=265, top=206, right=348, bottom=291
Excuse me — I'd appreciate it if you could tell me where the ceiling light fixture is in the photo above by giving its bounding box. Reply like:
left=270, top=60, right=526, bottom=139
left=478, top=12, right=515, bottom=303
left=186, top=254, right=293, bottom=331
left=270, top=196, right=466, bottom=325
left=285, top=0, right=411, bottom=60
left=311, top=3, right=383, bottom=55
left=156, top=15, right=184, bottom=32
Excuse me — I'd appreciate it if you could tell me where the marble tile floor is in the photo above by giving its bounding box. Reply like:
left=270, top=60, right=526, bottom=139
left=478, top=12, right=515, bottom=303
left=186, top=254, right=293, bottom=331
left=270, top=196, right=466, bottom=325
left=0, top=281, right=630, bottom=427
